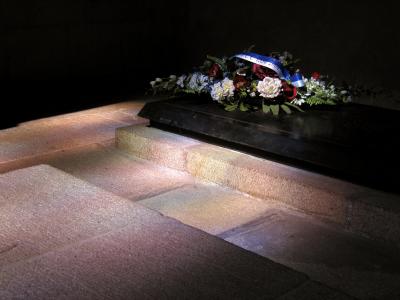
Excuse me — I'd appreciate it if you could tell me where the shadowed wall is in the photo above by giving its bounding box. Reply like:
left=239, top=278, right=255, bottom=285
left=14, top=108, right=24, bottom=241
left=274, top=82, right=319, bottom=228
left=0, top=0, right=187, bottom=127
left=0, top=0, right=398, bottom=127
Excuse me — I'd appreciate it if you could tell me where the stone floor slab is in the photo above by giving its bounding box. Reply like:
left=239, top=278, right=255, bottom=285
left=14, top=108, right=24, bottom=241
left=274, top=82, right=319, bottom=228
left=0, top=165, right=312, bottom=299
left=277, top=281, right=353, bottom=300
left=0, top=101, right=147, bottom=164
left=139, top=184, right=287, bottom=235
left=0, top=211, right=309, bottom=300
left=0, top=165, right=160, bottom=267
left=0, top=142, right=194, bottom=200
left=221, top=209, right=400, bottom=299
left=18, top=101, right=147, bottom=127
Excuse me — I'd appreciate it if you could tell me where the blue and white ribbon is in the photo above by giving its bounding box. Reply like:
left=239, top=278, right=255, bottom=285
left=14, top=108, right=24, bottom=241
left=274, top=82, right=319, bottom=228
left=234, top=52, right=305, bottom=88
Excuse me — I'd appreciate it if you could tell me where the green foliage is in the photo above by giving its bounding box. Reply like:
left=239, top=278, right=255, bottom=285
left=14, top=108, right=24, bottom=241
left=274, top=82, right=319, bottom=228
left=262, top=101, right=271, bottom=114
left=270, top=104, right=280, bottom=116
left=238, top=90, right=248, bottom=98
left=285, top=102, right=304, bottom=112
left=206, top=55, right=227, bottom=72
left=239, top=102, right=250, bottom=112
left=224, top=102, right=239, bottom=111
left=281, top=104, right=291, bottom=114
left=180, top=89, right=197, bottom=94
left=261, top=102, right=300, bottom=115
left=306, top=96, right=336, bottom=106
left=206, top=55, right=225, bottom=66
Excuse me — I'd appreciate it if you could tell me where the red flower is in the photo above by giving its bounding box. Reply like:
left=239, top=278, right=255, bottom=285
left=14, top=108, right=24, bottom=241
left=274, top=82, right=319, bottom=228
left=281, top=81, right=297, bottom=100
left=208, top=63, right=222, bottom=79
left=311, top=71, right=321, bottom=80
left=233, top=74, right=248, bottom=90
left=252, top=64, right=278, bottom=79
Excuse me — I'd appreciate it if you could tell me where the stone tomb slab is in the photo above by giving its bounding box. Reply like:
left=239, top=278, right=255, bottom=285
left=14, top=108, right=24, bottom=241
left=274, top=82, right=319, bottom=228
left=139, top=96, right=400, bottom=192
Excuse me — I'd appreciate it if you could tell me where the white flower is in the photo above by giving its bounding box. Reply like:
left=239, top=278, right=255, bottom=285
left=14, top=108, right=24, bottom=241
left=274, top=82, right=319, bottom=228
left=188, top=72, right=209, bottom=92
left=220, top=78, right=235, bottom=97
left=305, top=78, right=325, bottom=90
left=155, top=78, right=162, bottom=82
left=150, top=81, right=156, bottom=87
left=210, top=78, right=235, bottom=102
left=169, top=75, right=177, bottom=80
left=256, top=77, right=282, bottom=99
left=305, top=77, right=337, bottom=98
left=250, top=92, right=256, bottom=97
left=188, top=74, right=198, bottom=89
left=197, top=74, right=209, bottom=90
left=210, top=83, right=225, bottom=102
left=291, top=98, right=305, bottom=106
left=176, top=75, right=187, bottom=88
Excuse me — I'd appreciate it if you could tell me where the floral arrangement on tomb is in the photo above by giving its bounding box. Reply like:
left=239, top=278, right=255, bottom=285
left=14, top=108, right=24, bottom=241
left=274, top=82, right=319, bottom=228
left=150, top=48, right=354, bottom=115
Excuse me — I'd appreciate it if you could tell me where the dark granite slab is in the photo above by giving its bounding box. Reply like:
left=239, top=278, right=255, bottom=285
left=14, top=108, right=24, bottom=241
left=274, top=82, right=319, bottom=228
left=139, top=96, right=400, bottom=192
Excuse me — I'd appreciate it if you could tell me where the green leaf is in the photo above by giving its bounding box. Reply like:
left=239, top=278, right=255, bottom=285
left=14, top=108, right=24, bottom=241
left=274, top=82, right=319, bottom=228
left=280, top=104, right=291, bottom=114
left=262, top=101, right=271, bottom=114
left=326, top=100, right=336, bottom=105
left=270, top=104, right=279, bottom=116
left=285, top=102, right=305, bottom=112
left=239, top=102, right=249, bottom=112
left=238, top=90, right=248, bottom=98
left=207, top=55, right=225, bottom=67
left=202, top=60, right=213, bottom=69
left=224, top=104, right=238, bottom=111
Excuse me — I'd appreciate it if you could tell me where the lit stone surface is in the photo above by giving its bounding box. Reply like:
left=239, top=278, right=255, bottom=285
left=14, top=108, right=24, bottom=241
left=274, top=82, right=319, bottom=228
left=222, top=209, right=400, bottom=299
left=0, top=221, right=309, bottom=300
left=0, top=165, right=158, bottom=267
left=0, top=142, right=194, bottom=200
left=139, top=184, right=285, bottom=235
left=116, top=125, right=200, bottom=171
left=18, top=101, right=147, bottom=127
left=0, top=101, right=148, bottom=164
left=1, top=101, right=399, bottom=298
left=116, top=125, right=400, bottom=246
left=0, top=165, right=312, bottom=299
left=187, top=144, right=349, bottom=225
left=137, top=178, right=400, bottom=298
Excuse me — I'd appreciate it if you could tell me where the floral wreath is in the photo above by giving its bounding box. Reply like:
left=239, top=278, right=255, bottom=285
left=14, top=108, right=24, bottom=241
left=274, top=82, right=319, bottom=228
left=150, top=48, right=354, bottom=115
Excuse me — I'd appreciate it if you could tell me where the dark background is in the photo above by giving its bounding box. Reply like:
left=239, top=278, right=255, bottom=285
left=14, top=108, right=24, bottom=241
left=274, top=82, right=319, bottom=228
left=1, top=0, right=399, bottom=128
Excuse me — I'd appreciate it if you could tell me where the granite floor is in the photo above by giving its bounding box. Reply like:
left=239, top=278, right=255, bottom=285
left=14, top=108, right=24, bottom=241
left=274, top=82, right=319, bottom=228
left=1, top=99, right=399, bottom=299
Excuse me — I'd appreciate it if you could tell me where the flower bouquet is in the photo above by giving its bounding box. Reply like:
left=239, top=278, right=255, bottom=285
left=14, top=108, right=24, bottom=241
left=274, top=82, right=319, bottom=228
left=150, top=49, right=353, bottom=115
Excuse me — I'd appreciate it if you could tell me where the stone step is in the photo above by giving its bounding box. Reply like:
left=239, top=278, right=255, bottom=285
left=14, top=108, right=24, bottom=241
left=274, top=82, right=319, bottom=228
left=0, top=101, right=148, bottom=166
left=116, top=125, right=400, bottom=248
left=0, top=164, right=345, bottom=299
left=0, top=141, right=194, bottom=201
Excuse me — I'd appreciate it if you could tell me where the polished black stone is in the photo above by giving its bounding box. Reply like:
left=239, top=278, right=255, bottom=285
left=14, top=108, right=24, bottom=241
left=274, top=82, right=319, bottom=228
left=139, top=95, right=400, bottom=192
